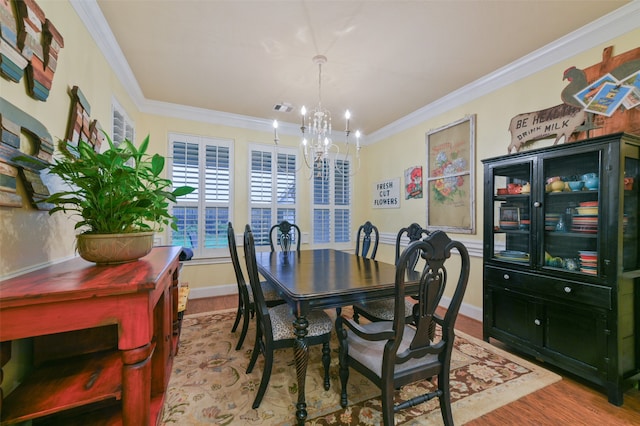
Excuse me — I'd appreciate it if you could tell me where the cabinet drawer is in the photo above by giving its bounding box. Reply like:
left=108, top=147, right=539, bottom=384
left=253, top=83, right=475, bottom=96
left=485, top=266, right=611, bottom=309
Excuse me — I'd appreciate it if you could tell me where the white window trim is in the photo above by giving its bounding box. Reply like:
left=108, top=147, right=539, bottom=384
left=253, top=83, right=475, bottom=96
left=167, top=132, right=234, bottom=259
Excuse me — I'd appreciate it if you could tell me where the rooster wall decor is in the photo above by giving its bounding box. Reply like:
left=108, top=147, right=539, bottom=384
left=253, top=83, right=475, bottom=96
left=508, top=46, right=640, bottom=154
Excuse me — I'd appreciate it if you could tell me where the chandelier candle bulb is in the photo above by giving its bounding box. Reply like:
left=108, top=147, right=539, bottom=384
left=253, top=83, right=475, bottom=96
left=345, top=110, right=350, bottom=132
left=273, top=120, right=279, bottom=144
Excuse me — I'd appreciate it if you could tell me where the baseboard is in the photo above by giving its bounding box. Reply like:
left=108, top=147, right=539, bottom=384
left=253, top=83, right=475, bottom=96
left=188, top=285, right=483, bottom=322
left=459, top=303, right=483, bottom=322
left=188, top=283, right=237, bottom=299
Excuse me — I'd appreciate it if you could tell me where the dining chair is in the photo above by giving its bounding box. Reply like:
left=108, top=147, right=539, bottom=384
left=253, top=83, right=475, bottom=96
left=227, top=222, right=284, bottom=351
left=355, top=221, right=379, bottom=259
left=269, top=220, right=301, bottom=253
left=336, top=230, right=470, bottom=426
left=352, top=222, right=430, bottom=324
left=243, top=224, right=333, bottom=409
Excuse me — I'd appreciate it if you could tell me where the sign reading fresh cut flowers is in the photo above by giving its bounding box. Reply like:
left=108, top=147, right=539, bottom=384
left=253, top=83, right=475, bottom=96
left=373, top=178, right=400, bottom=208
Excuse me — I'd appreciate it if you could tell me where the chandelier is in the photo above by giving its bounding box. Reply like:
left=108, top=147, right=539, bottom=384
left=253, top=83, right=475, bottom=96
left=273, top=55, right=360, bottom=177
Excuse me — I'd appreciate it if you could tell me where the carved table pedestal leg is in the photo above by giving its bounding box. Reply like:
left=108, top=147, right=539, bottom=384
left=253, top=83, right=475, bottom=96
left=293, top=314, right=309, bottom=425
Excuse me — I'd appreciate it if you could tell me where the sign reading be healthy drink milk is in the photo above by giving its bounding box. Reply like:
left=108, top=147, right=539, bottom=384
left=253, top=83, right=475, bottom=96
left=373, top=178, right=400, bottom=209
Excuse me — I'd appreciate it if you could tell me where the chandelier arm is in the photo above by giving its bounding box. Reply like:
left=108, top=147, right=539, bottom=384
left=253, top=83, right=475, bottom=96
left=272, top=55, right=359, bottom=180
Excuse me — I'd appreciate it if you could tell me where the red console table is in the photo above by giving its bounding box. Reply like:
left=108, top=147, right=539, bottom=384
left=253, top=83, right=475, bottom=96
left=0, top=246, right=182, bottom=425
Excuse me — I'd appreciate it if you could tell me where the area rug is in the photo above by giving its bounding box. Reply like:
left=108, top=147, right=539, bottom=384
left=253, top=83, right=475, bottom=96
left=161, top=309, right=560, bottom=425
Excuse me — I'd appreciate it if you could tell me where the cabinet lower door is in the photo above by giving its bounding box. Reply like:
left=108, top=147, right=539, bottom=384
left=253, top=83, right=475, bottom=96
left=486, top=288, right=543, bottom=346
left=486, top=287, right=608, bottom=375
left=545, top=303, right=607, bottom=371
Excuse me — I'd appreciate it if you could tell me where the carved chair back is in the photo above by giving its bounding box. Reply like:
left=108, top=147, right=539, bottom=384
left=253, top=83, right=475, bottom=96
left=269, top=220, right=301, bottom=253
left=355, top=221, right=379, bottom=259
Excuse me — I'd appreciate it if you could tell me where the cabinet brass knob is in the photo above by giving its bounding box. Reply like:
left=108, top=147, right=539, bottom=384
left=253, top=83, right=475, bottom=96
left=534, top=319, right=541, bottom=326
left=533, top=201, right=541, bottom=207
left=564, top=286, right=572, bottom=293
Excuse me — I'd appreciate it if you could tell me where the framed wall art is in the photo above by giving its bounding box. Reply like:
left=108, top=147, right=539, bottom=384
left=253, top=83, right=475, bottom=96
left=404, top=166, right=423, bottom=199
left=425, top=114, right=475, bottom=234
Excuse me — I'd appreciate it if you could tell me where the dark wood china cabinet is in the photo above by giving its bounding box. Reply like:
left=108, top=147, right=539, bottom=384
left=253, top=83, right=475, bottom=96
left=482, top=133, right=640, bottom=405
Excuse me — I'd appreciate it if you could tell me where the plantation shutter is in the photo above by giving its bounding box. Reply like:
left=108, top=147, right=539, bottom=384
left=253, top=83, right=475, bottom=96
left=313, top=160, right=331, bottom=243
left=204, top=145, right=230, bottom=250
left=170, top=135, right=232, bottom=257
left=249, top=146, right=298, bottom=246
left=111, top=99, right=134, bottom=146
left=312, top=157, right=352, bottom=245
left=250, top=150, right=273, bottom=245
left=334, top=159, right=351, bottom=243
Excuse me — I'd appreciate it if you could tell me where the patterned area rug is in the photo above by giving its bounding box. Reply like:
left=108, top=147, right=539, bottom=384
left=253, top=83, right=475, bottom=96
left=161, top=309, right=560, bottom=425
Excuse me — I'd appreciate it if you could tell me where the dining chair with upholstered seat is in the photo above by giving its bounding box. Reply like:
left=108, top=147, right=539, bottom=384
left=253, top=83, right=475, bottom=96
left=336, top=230, right=470, bottom=426
left=269, top=220, right=301, bottom=253
left=352, top=222, right=429, bottom=323
left=355, top=221, right=379, bottom=259
left=228, top=222, right=285, bottom=350
left=243, top=224, right=333, bottom=409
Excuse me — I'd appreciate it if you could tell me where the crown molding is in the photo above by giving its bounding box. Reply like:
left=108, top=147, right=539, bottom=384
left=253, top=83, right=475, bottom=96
left=70, top=0, right=145, bottom=110
left=72, top=0, right=640, bottom=145
left=367, top=1, right=640, bottom=144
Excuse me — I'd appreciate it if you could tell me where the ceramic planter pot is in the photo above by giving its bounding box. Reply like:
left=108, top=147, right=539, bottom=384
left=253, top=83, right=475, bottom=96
left=77, top=231, right=154, bottom=264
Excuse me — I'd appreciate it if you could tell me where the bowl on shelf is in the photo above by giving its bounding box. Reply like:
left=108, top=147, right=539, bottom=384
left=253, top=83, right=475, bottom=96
left=576, top=206, right=598, bottom=215
left=567, top=181, right=584, bottom=191
left=624, top=177, right=634, bottom=190
left=507, top=184, right=522, bottom=194
left=579, top=201, right=598, bottom=207
left=581, top=173, right=598, bottom=181
left=546, top=176, right=562, bottom=184
left=549, top=180, right=565, bottom=192
left=584, top=176, right=599, bottom=190
left=497, top=188, right=509, bottom=195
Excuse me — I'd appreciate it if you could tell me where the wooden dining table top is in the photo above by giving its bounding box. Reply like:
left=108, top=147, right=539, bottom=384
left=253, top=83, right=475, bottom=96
left=254, top=248, right=416, bottom=313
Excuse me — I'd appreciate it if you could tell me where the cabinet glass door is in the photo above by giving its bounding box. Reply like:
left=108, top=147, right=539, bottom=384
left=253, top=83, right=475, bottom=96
left=491, top=163, right=532, bottom=265
left=623, top=156, right=639, bottom=271
left=542, top=151, right=600, bottom=275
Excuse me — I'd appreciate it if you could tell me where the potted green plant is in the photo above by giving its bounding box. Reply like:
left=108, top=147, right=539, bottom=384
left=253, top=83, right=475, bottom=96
left=23, top=133, right=194, bottom=264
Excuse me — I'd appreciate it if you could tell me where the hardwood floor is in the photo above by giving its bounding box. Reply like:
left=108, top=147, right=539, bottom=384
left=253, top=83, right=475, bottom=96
left=186, top=296, right=640, bottom=425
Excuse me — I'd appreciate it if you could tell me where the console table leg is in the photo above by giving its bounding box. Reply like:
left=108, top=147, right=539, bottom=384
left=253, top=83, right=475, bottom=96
left=293, top=315, right=309, bottom=425
left=121, top=343, right=153, bottom=426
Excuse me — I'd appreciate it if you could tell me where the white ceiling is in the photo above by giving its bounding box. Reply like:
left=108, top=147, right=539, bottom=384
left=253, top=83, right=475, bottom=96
left=86, top=0, right=635, bottom=140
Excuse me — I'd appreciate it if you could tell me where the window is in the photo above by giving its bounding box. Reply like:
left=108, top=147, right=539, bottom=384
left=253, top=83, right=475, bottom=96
left=169, top=133, right=232, bottom=258
left=111, top=97, right=134, bottom=146
left=249, top=145, right=297, bottom=246
left=312, top=157, right=352, bottom=245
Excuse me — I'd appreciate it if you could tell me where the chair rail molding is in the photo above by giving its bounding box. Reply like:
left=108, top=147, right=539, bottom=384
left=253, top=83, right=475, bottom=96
left=380, top=232, right=482, bottom=258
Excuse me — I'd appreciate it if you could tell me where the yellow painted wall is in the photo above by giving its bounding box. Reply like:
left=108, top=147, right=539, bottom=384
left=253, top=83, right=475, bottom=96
left=1, top=0, right=142, bottom=276
left=1, top=3, right=639, bottom=395
left=363, top=29, right=640, bottom=307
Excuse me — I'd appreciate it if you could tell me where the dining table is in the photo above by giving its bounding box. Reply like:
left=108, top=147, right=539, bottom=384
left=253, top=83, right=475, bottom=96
left=255, top=248, right=418, bottom=425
